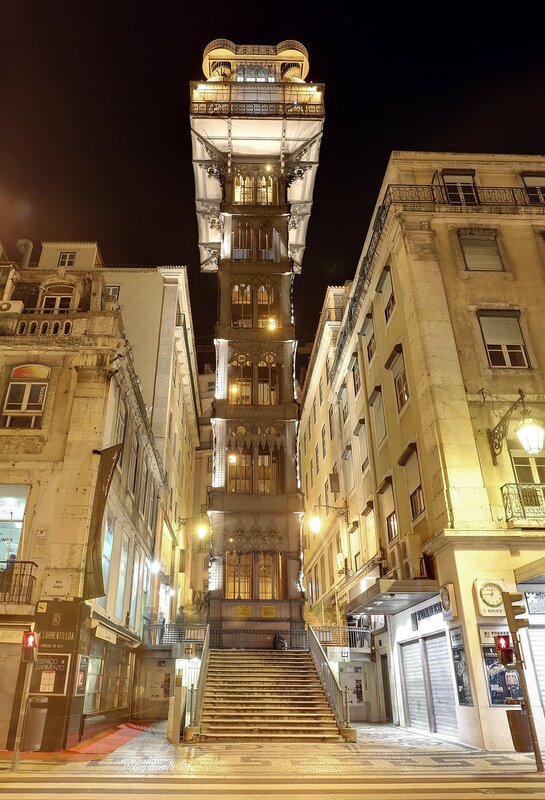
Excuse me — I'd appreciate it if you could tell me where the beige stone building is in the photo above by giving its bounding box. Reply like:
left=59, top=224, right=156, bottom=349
left=0, top=240, right=165, bottom=749
left=301, top=152, right=545, bottom=749
left=101, top=266, right=201, bottom=621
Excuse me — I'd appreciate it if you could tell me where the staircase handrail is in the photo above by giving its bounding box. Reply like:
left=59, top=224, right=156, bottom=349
left=192, top=623, right=210, bottom=729
left=308, top=624, right=349, bottom=729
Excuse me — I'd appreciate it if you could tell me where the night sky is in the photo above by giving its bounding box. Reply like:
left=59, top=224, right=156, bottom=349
left=1, top=4, right=545, bottom=348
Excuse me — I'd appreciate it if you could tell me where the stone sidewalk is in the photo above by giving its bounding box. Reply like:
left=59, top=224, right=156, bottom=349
left=1, top=722, right=541, bottom=777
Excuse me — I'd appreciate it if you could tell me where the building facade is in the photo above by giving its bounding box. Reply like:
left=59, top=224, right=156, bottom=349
left=0, top=240, right=165, bottom=748
left=302, top=153, right=545, bottom=749
left=102, top=267, right=201, bottom=622
left=189, top=39, right=324, bottom=640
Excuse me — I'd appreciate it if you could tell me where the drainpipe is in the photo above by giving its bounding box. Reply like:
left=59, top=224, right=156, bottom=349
left=16, top=239, right=33, bottom=268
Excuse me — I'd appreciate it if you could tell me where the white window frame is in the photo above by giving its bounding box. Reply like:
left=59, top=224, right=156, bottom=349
left=478, top=310, right=530, bottom=368
left=57, top=251, right=76, bottom=267
left=1, top=364, right=50, bottom=429
left=458, top=228, right=504, bottom=272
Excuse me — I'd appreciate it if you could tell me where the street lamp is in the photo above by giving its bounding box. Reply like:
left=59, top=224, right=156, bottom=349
left=308, top=502, right=349, bottom=534
left=483, top=388, right=545, bottom=465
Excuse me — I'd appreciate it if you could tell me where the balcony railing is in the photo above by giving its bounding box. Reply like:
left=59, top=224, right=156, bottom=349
left=191, top=100, right=324, bottom=118
left=0, top=561, right=37, bottom=604
left=329, top=183, right=545, bottom=386
left=502, top=483, right=545, bottom=523
left=314, top=626, right=371, bottom=652
left=142, top=623, right=207, bottom=646
left=210, top=628, right=308, bottom=650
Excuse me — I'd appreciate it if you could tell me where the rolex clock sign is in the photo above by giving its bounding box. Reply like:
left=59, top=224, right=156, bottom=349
left=474, top=579, right=506, bottom=617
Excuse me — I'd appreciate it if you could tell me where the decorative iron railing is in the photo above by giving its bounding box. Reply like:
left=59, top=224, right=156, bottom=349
left=0, top=561, right=37, bottom=604
left=501, top=483, right=545, bottom=522
left=308, top=625, right=349, bottom=729
left=330, top=183, right=545, bottom=386
left=314, top=626, right=371, bottom=652
left=142, top=623, right=206, bottom=646
left=191, top=100, right=324, bottom=118
left=209, top=628, right=308, bottom=650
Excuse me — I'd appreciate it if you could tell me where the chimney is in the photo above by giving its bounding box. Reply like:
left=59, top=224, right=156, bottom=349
left=16, top=239, right=33, bottom=268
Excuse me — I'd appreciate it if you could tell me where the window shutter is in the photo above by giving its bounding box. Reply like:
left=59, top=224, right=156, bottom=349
left=479, top=314, right=523, bottom=345
left=361, top=314, right=374, bottom=337
left=382, top=485, right=394, bottom=518
left=460, top=235, right=502, bottom=270
left=405, top=451, right=421, bottom=495
left=377, top=270, right=392, bottom=298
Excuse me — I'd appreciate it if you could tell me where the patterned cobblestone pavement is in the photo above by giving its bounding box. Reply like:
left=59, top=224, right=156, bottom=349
left=2, top=721, right=539, bottom=777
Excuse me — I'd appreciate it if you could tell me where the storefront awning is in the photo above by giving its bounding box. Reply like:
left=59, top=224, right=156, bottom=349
left=515, top=557, right=545, bottom=585
left=347, top=577, right=439, bottom=615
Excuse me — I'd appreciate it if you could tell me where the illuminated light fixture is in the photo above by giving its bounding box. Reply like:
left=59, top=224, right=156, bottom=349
left=151, top=560, right=162, bottom=574
left=483, top=387, right=545, bottom=465
left=267, top=317, right=277, bottom=330
left=231, top=384, right=238, bottom=394
left=265, top=164, right=272, bottom=172
left=228, top=453, right=238, bottom=465
left=308, top=501, right=349, bottom=534
left=168, top=587, right=176, bottom=597
left=197, top=524, right=208, bottom=540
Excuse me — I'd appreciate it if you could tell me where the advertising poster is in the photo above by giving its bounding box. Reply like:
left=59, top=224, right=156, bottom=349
left=482, top=646, right=522, bottom=706
left=449, top=627, right=473, bottom=706
left=29, top=653, right=71, bottom=696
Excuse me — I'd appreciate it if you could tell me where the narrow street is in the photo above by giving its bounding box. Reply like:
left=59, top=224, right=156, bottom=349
left=0, top=722, right=543, bottom=799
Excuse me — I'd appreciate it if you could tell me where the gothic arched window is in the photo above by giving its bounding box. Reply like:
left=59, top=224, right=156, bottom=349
left=231, top=284, right=252, bottom=328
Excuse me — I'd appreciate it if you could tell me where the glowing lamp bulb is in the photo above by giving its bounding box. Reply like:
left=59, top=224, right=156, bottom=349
left=197, top=524, right=208, bottom=540
left=151, top=560, right=162, bottom=574
left=268, top=317, right=276, bottom=330
left=228, top=453, right=238, bottom=465
left=309, top=515, right=322, bottom=534
left=516, top=416, right=545, bottom=456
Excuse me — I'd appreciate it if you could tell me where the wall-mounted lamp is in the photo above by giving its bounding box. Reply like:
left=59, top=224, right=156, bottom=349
left=483, top=387, right=545, bottom=465
left=308, top=501, right=349, bottom=534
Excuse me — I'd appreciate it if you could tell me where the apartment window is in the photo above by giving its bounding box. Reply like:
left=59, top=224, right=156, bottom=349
left=167, top=411, right=172, bottom=440
left=97, top=512, right=115, bottom=609
left=522, top=173, right=545, bottom=205
left=128, top=437, right=140, bottom=495
left=340, top=385, right=349, bottom=424
left=231, top=284, right=252, bottom=328
left=320, top=557, right=327, bottom=594
left=406, top=450, right=425, bottom=520
left=511, top=453, right=545, bottom=484
left=114, top=533, right=129, bottom=620
left=386, top=346, right=409, bottom=411
left=328, top=405, right=335, bottom=440
left=442, top=170, right=478, bottom=205
left=361, top=314, right=376, bottom=362
left=355, top=419, right=369, bottom=472
left=258, top=443, right=282, bottom=495
left=115, top=400, right=127, bottom=467
left=106, top=285, right=120, bottom=301
left=325, top=356, right=331, bottom=385
left=57, top=251, right=76, bottom=267
left=342, top=445, right=354, bottom=492
left=258, top=552, right=284, bottom=600
left=321, top=424, right=327, bottom=459
left=319, top=378, right=324, bottom=405
left=308, top=417, right=311, bottom=439
left=459, top=229, right=503, bottom=271
left=41, top=284, right=73, bottom=313
left=310, top=458, right=314, bottom=488
left=303, top=431, right=307, bottom=455
left=352, top=357, right=361, bottom=395
left=324, top=479, right=329, bottom=512
left=207, top=455, right=213, bottom=473
left=1, top=364, right=50, bottom=429
left=312, top=398, right=317, bottom=424
left=315, top=443, right=320, bottom=475
left=139, top=463, right=148, bottom=516
left=369, top=386, right=386, bottom=444
left=381, top=484, right=398, bottom=542
left=378, top=268, right=395, bottom=322
left=305, top=473, right=309, bottom=499
left=478, top=311, right=529, bottom=368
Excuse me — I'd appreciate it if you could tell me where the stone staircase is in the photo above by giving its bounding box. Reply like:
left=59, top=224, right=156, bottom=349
left=199, top=648, right=343, bottom=741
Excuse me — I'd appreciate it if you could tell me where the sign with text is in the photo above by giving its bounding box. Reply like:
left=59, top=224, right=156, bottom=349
left=29, top=653, right=71, bottom=696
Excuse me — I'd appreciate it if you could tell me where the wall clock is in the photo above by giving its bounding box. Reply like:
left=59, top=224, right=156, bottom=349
left=474, top=579, right=505, bottom=617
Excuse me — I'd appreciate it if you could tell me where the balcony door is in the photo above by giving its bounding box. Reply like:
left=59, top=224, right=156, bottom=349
left=510, top=452, right=545, bottom=510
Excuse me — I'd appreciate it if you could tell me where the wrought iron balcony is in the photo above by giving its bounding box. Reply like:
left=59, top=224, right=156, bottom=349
left=142, top=623, right=207, bottom=647
left=0, top=560, right=37, bottom=605
left=501, top=483, right=545, bottom=525
left=190, top=81, right=324, bottom=119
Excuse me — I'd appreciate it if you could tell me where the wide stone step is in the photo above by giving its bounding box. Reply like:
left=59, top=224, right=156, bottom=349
left=201, top=721, right=339, bottom=731
left=202, top=713, right=336, bottom=722
left=200, top=733, right=343, bottom=742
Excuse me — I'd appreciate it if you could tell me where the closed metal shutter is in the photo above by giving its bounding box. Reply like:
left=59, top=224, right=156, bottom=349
left=401, top=640, right=428, bottom=730
left=425, top=633, right=459, bottom=736
left=529, top=628, right=545, bottom=710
